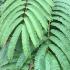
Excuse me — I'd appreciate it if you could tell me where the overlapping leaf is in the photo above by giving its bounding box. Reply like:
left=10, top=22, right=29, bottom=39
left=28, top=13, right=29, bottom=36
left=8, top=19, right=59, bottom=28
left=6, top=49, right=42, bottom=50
left=35, top=0, right=70, bottom=70
left=0, top=0, right=70, bottom=70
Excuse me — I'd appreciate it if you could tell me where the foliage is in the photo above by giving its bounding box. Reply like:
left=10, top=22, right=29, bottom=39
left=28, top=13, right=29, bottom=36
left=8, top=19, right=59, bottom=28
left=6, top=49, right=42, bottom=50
left=0, top=0, right=70, bottom=70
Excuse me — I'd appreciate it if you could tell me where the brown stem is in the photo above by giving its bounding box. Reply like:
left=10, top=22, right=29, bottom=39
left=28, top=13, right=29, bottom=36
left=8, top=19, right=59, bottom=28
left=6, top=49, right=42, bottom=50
left=48, top=21, right=51, bottom=39
left=24, top=0, right=28, bottom=15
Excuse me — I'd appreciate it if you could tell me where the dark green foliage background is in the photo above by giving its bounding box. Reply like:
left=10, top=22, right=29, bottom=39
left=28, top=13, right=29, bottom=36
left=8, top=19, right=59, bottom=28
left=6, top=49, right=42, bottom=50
left=0, top=0, right=70, bottom=70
